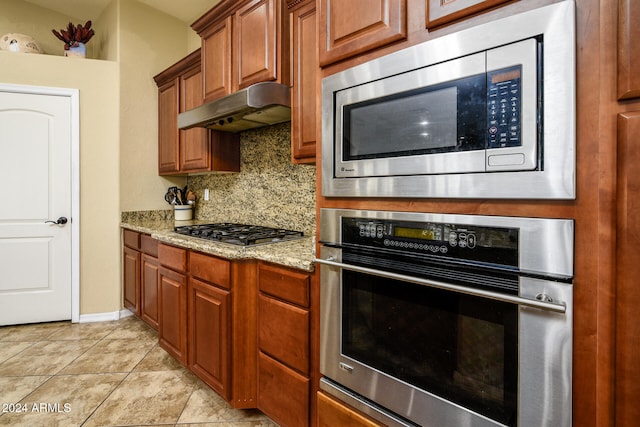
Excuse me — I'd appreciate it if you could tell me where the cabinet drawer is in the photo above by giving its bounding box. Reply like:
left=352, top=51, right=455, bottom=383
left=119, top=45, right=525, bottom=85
left=123, top=229, right=141, bottom=250
left=259, top=294, right=309, bottom=374
left=317, top=391, right=384, bottom=427
left=140, top=234, right=158, bottom=257
left=258, top=263, right=310, bottom=307
left=190, top=251, right=231, bottom=289
left=258, top=352, right=309, bottom=427
left=158, top=244, right=187, bottom=272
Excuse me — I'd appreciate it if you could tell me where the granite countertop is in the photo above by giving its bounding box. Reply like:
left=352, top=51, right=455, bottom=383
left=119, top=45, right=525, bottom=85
left=121, top=219, right=316, bottom=272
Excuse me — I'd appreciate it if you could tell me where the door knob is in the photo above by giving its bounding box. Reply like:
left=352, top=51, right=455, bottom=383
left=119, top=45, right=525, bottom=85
left=45, top=217, right=68, bottom=225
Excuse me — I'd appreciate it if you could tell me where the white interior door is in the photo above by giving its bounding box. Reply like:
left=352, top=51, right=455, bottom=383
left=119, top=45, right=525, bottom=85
left=0, top=88, right=75, bottom=325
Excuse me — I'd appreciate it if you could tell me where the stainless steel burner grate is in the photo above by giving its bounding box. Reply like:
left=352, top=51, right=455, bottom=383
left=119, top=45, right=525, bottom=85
left=174, top=223, right=303, bottom=246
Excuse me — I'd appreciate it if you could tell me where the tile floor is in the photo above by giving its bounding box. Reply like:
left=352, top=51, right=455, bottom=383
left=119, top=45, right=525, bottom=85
left=0, top=315, right=278, bottom=427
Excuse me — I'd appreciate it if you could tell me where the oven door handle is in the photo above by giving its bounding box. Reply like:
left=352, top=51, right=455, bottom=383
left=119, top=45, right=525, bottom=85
left=315, top=256, right=567, bottom=313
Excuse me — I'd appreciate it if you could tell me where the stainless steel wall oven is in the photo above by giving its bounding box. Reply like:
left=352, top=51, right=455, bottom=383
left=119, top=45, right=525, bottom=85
left=317, top=209, right=574, bottom=427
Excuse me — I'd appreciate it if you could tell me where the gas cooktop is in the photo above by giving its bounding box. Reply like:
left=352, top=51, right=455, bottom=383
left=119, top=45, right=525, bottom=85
left=174, top=223, right=304, bottom=246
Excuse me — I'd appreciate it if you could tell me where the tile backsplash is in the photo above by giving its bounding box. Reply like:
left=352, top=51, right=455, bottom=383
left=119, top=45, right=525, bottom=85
left=187, top=123, right=316, bottom=235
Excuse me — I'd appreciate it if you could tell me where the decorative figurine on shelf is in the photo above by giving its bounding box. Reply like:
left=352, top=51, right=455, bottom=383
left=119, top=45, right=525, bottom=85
left=0, top=33, right=43, bottom=53
left=52, top=21, right=95, bottom=58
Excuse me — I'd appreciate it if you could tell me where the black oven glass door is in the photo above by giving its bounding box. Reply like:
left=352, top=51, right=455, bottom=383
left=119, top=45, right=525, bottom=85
left=342, top=73, right=487, bottom=160
left=342, top=269, right=518, bottom=426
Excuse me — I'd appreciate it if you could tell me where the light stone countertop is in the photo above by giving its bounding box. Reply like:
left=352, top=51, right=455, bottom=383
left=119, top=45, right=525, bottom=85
left=120, top=219, right=316, bottom=272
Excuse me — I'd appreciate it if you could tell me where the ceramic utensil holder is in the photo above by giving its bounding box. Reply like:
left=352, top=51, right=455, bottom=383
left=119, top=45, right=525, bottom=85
left=174, top=205, right=193, bottom=221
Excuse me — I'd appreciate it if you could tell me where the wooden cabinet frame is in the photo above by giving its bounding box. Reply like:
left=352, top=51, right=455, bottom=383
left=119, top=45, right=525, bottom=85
left=618, top=0, right=640, bottom=100
left=194, top=0, right=290, bottom=101
left=154, top=49, right=240, bottom=175
left=123, top=245, right=140, bottom=315
left=201, top=16, right=233, bottom=102
left=289, top=0, right=317, bottom=163
left=319, top=0, right=407, bottom=66
left=189, top=277, right=231, bottom=399
left=158, top=265, right=188, bottom=365
left=426, top=0, right=512, bottom=28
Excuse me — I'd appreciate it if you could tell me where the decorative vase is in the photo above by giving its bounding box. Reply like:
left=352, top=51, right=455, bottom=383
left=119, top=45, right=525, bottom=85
left=65, top=42, right=86, bottom=58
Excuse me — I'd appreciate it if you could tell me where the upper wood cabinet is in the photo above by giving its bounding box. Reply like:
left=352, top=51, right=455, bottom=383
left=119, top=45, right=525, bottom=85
left=618, top=0, right=640, bottom=100
left=289, top=0, right=317, bottom=163
left=200, top=16, right=233, bottom=102
left=236, top=0, right=280, bottom=89
left=157, top=80, right=180, bottom=174
left=154, top=49, right=240, bottom=176
left=193, top=0, right=290, bottom=103
left=318, top=0, right=407, bottom=66
left=179, top=64, right=211, bottom=172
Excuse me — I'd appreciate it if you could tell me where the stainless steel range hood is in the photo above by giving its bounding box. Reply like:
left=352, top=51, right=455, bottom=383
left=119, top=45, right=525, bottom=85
left=178, top=82, right=291, bottom=133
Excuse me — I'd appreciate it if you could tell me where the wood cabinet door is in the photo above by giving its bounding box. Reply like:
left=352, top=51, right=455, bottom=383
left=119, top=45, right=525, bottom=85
left=319, top=0, right=407, bottom=66
left=157, top=80, right=180, bottom=174
left=123, top=246, right=140, bottom=315
left=235, top=0, right=279, bottom=89
left=179, top=66, right=211, bottom=172
left=140, top=254, right=159, bottom=330
left=616, top=111, right=640, bottom=426
left=259, top=352, right=310, bottom=427
left=158, top=266, right=188, bottom=365
left=202, top=16, right=233, bottom=102
left=189, top=277, right=232, bottom=400
left=290, top=0, right=317, bottom=163
left=618, top=0, right=640, bottom=100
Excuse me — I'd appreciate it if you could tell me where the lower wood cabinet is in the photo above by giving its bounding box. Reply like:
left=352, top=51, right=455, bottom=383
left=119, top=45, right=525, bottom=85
left=121, top=230, right=161, bottom=331
left=258, top=352, right=310, bottom=426
left=188, top=255, right=232, bottom=400
left=129, top=239, right=317, bottom=419
left=156, top=244, right=258, bottom=408
left=123, top=245, right=140, bottom=315
left=140, top=234, right=159, bottom=330
left=140, top=254, right=159, bottom=330
left=317, top=391, right=383, bottom=427
left=257, top=262, right=312, bottom=427
left=158, top=264, right=188, bottom=365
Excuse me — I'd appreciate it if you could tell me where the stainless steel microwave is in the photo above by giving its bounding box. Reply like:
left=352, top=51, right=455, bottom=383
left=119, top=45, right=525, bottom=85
left=321, top=0, right=576, bottom=199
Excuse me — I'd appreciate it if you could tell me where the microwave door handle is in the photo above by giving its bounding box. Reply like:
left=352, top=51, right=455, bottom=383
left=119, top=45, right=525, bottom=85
left=314, top=256, right=566, bottom=314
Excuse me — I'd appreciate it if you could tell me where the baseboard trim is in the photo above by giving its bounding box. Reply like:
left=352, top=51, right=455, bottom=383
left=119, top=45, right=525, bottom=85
left=78, top=309, right=133, bottom=323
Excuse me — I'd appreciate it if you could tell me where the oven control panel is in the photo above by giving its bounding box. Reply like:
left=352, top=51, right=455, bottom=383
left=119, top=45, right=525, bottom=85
left=343, top=217, right=518, bottom=266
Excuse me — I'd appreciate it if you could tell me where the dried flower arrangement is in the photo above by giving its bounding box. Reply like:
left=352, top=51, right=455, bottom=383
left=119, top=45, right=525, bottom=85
left=52, top=21, right=95, bottom=50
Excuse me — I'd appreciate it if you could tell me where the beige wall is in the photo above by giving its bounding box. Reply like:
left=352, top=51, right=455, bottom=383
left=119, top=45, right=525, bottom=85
left=0, top=50, right=120, bottom=315
left=94, top=0, right=118, bottom=62
left=1, top=0, right=198, bottom=317
left=118, top=0, right=192, bottom=213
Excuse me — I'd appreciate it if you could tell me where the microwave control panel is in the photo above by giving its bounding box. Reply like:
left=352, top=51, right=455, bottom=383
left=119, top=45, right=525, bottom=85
left=487, top=65, right=522, bottom=149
